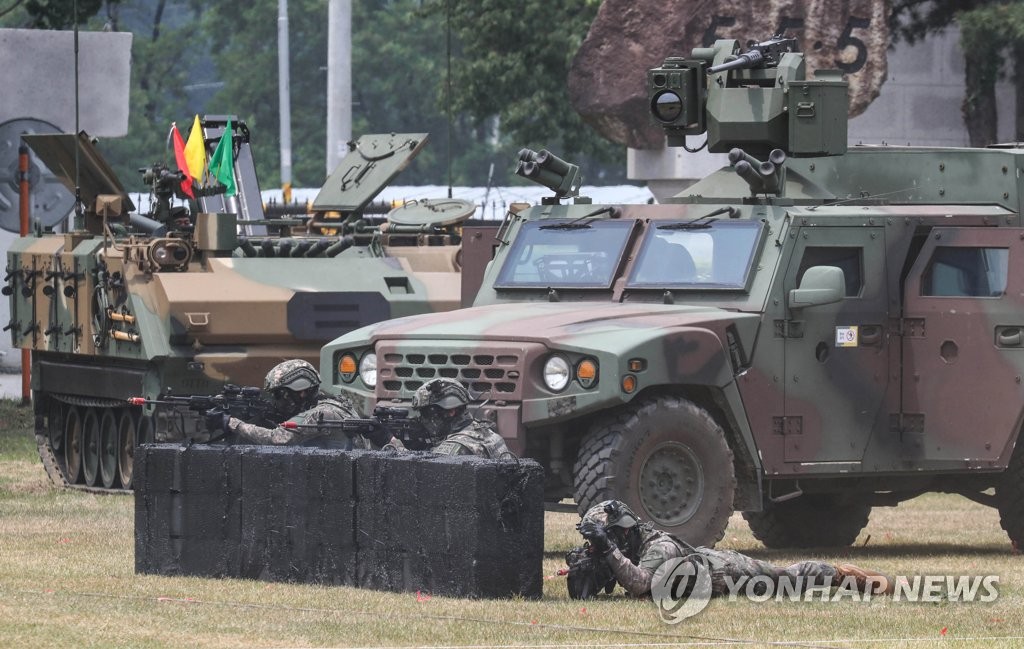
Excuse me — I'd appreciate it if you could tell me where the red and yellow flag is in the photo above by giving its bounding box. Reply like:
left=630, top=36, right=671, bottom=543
left=171, top=123, right=195, bottom=199
left=183, top=115, right=206, bottom=186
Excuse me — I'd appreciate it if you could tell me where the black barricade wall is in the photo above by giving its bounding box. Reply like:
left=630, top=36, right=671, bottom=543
left=134, top=445, right=544, bottom=598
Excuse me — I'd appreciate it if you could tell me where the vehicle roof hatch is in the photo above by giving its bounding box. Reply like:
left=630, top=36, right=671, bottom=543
left=313, top=133, right=429, bottom=213
left=22, top=131, right=136, bottom=214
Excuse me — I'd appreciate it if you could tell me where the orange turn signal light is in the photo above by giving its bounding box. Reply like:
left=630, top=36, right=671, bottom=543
left=577, top=359, right=598, bottom=388
left=621, top=374, right=637, bottom=393
left=338, top=354, right=358, bottom=382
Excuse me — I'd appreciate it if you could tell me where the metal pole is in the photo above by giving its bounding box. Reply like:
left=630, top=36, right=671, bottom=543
left=446, top=0, right=452, bottom=198
left=278, top=0, right=293, bottom=203
left=18, top=144, right=30, bottom=404
left=325, top=0, right=352, bottom=176
left=72, top=0, right=83, bottom=231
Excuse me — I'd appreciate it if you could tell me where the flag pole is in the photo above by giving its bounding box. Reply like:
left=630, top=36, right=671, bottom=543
left=278, top=0, right=293, bottom=204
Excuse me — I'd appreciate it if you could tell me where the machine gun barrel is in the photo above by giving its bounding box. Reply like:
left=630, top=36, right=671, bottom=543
left=707, top=49, right=763, bottom=74
left=706, top=35, right=797, bottom=74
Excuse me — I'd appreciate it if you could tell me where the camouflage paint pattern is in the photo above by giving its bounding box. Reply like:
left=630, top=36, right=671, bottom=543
left=323, top=39, right=1024, bottom=544
left=5, top=133, right=473, bottom=491
left=323, top=38, right=1024, bottom=547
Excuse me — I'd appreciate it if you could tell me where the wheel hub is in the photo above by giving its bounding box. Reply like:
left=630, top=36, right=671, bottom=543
left=638, top=441, right=704, bottom=526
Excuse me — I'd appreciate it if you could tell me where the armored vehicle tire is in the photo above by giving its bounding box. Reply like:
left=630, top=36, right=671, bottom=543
left=742, top=494, right=871, bottom=549
left=996, top=447, right=1024, bottom=549
left=573, top=395, right=736, bottom=547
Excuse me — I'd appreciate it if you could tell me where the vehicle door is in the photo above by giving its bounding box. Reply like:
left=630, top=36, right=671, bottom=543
left=900, top=227, right=1024, bottom=465
left=781, top=226, right=890, bottom=463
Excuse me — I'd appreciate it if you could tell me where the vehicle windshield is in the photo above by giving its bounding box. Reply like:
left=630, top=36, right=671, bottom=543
left=627, top=220, right=763, bottom=289
left=495, top=219, right=635, bottom=288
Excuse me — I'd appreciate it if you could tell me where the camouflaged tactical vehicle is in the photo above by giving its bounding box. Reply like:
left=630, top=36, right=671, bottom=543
left=5, top=121, right=477, bottom=492
left=324, top=37, right=1024, bottom=549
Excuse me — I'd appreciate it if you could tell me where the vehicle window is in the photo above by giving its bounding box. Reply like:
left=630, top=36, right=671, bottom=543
left=922, top=247, right=1008, bottom=297
left=626, top=220, right=762, bottom=289
left=796, top=247, right=862, bottom=297
left=494, top=219, right=635, bottom=288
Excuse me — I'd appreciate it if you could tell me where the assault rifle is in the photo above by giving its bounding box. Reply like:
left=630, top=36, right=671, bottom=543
left=281, top=404, right=437, bottom=449
left=565, top=540, right=617, bottom=600
left=128, top=384, right=281, bottom=427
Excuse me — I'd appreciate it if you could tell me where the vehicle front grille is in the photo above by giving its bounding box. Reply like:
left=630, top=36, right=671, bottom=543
left=377, top=343, right=529, bottom=400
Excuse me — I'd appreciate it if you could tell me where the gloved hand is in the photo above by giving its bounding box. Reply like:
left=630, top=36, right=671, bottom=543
left=205, top=410, right=230, bottom=435
left=365, top=425, right=393, bottom=449
left=578, top=521, right=616, bottom=556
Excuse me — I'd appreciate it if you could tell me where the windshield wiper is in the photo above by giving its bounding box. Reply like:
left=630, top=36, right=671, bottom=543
left=657, top=206, right=737, bottom=230
left=539, top=206, right=620, bottom=230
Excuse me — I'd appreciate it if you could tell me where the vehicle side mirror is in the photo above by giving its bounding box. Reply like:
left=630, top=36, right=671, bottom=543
left=789, top=265, right=845, bottom=310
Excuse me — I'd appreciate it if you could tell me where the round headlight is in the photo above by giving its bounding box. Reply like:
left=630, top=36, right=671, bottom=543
left=543, top=355, right=571, bottom=392
left=338, top=353, right=358, bottom=383
left=652, top=90, right=683, bottom=123
left=359, top=352, right=378, bottom=387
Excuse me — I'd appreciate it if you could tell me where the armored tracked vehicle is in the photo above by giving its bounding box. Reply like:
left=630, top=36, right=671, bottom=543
left=324, top=37, right=1024, bottom=548
left=5, top=120, right=477, bottom=492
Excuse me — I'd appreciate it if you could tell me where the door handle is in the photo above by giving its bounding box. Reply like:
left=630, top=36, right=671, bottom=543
left=860, top=325, right=882, bottom=346
left=997, top=327, right=1022, bottom=347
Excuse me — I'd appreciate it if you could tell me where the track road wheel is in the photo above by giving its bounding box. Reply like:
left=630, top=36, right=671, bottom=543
left=743, top=494, right=871, bottom=549
left=63, top=407, right=83, bottom=485
left=117, top=410, right=137, bottom=489
left=81, top=408, right=101, bottom=487
left=573, top=395, right=736, bottom=547
left=35, top=399, right=68, bottom=487
left=997, top=444, right=1024, bottom=549
left=47, top=400, right=64, bottom=454
left=99, top=409, right=119, bottom=488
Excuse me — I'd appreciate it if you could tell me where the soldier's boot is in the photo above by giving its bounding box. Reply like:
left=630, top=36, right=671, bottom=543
left=836, top=563, right=895, bottom=595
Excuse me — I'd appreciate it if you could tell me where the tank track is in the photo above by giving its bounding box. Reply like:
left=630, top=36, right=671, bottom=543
left=35, top=393, right=147, bottom=495
left=35, top=430, right=124, bottom=495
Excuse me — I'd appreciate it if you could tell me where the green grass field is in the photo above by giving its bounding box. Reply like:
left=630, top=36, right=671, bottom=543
left=1, top=398, right=1022, bottom=648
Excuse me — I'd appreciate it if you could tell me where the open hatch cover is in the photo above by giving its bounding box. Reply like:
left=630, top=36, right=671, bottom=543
left=312, top=133, right=428, bottom=213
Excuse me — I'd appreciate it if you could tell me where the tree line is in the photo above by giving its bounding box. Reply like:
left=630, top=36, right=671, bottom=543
left=2, top=0, right=625, bottom=190
left=1, top=0, right=1019, bottom=193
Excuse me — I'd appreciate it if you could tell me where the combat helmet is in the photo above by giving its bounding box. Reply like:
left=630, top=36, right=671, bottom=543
left=581, top=500, right=640, bottom=530
left=411, top=378, right=471, bottom=411
left=264, top=359, right=321, bottom=393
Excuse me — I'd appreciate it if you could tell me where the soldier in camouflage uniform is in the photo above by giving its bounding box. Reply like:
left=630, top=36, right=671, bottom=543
left=214, top=359, right=363, bottom=447
left=384, top=378, right=513, bottom=459
left=576, top=500, right=893, bottom=598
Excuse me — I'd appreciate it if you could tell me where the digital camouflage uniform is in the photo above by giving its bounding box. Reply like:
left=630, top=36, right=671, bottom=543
left=385, top=378, right=513, bottom=459
left=431, top=415, right=512, bottom=459
left=226, top=359, right=365, bottom=447
left=582, top=500, right=837, bottom=598
left=607, top=524, right=837, bottom=597
left=228, top=395, right=363, bottom=446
